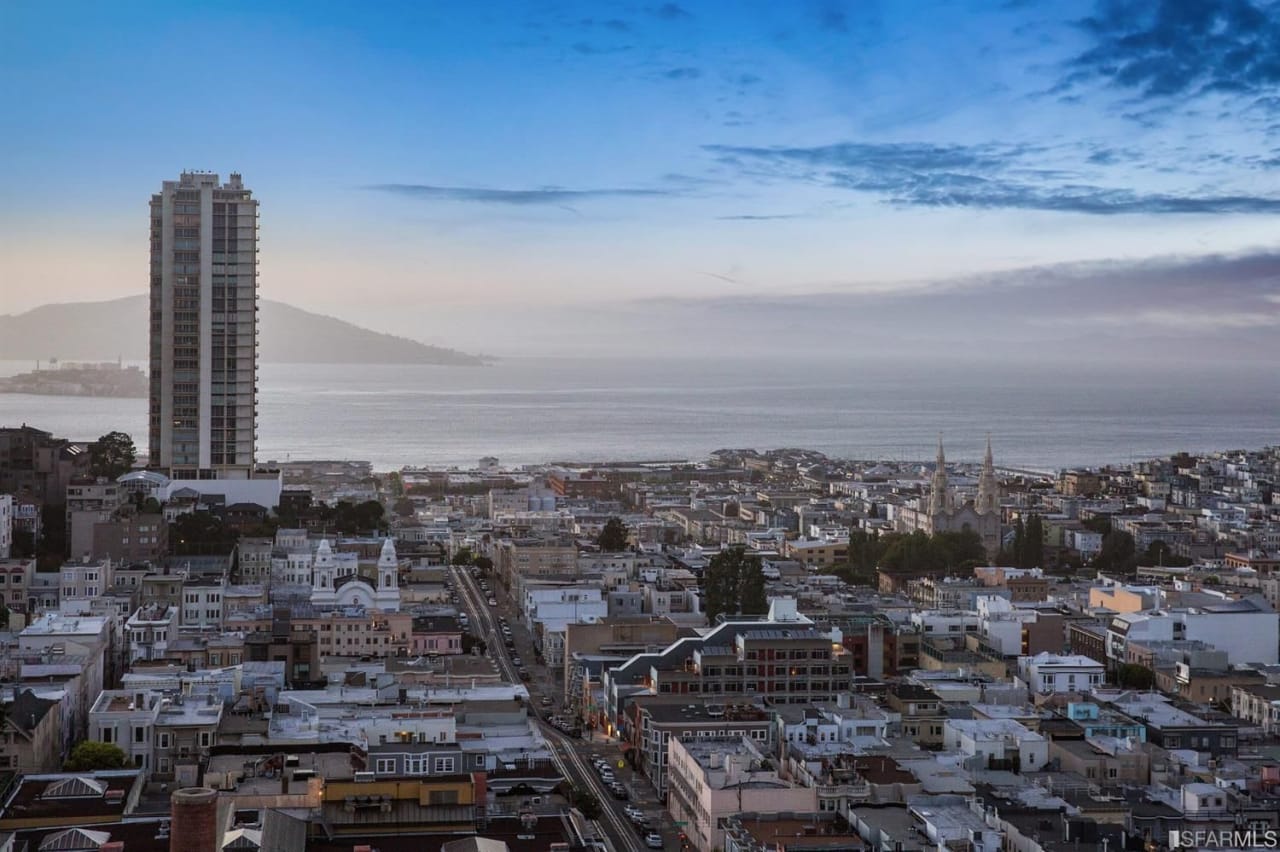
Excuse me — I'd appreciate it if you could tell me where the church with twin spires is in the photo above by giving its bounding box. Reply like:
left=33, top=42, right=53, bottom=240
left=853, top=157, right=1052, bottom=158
left=896, top=436, right=1003, bottom=558
left=309, top=537, right=402, bottom=612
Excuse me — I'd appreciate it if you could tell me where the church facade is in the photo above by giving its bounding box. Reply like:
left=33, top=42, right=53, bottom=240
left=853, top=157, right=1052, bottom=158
left=896, top=437, right=1002, bottom=558
left=308, top=537, right=402, bottom=612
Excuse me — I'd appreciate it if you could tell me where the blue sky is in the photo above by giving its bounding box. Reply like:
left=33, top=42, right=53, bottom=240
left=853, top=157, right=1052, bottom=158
left=2, top=0, right=1279, bottom=355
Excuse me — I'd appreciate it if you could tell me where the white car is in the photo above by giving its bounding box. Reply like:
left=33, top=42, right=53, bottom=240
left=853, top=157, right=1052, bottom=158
left=645, top=833, right=663, bottom=849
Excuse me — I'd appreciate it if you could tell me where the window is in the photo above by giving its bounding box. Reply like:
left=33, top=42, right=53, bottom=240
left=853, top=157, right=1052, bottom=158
left=101, top=727, right=116, bottom=743
left=134, top=726, right=146, bottom=744
left=433, top=757, right=455, bottom=773
left=199, top=731, right=212, bottom=748
left=375, top=758, right=396, bottom=774
left=158, top=732, right=171, bottom=748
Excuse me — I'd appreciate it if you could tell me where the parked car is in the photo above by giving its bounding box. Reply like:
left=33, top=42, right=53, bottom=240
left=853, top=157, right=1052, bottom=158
left=610, top=784, right=629, bottom=800
left=540, top=696, right=553, bottom=708
left=645, top=832, right=664, bottom=848
left=623, top=805, right=644, bottom=820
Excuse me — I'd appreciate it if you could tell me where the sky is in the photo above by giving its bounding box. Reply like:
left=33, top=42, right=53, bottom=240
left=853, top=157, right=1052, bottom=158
left=2, top=0, right=1279, bottom=358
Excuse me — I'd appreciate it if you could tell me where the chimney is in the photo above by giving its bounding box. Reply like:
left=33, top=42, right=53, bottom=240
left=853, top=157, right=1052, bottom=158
left=170, top=787, right=219, bottom=852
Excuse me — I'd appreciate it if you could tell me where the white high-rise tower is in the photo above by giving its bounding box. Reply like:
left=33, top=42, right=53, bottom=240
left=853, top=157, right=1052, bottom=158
left=149, top=171, right=258, bottom=478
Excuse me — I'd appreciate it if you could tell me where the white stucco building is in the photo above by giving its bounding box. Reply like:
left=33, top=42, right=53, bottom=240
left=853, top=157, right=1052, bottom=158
left=1017, top=652, right=1106, bottom=694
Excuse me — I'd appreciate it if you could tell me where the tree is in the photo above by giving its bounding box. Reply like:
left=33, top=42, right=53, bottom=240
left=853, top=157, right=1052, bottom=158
left=1138, top=540, right=1192, bottom=568
left=11, top=528, right=35, bottom=558
left=393, top=497, right=416, bottom=518
left=1095, top=530, right=1137, bottom=574
left=703, top=547, right=768, bottom=622
left=567, top=785, right=602, bottom=819
left=170, top=512, right=238, bottom=556
left=1021, top=514, right=1044, bottom=569
left=88, top=431, right=136, bottom=480
left=386, top=471, right=405, bottom=497
left=65, top=741, right=129, bottom=771
left=451, top=548, right=475, bottom=566
left=473, top=555, right=494, bottom=574
left=596, top=517, right=629, bottom=552
left=0, top=603, right=9, bottom=630
left=1116, top=663, right=1154, bottom=690
left=846, top=529, right=887, bottom=576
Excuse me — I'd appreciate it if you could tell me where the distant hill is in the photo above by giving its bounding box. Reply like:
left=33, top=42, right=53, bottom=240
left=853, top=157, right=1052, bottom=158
left=0, top=295, right=488, bottom=365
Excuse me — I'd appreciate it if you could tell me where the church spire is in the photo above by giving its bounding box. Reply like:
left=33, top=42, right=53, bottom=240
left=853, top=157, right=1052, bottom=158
left=929, top=434, right=950, bottom=515
left=977, top=433, right=1000, bottom=515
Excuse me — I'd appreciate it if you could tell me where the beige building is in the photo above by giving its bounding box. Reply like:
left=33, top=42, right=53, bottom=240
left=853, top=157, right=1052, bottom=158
left=494, top=537, right=578, bottom=591
left=667, top=735, right=818, bottom=852
left=149, top=171, right=259, bottom=478
left=1088, top=584, right=1160, bottom=613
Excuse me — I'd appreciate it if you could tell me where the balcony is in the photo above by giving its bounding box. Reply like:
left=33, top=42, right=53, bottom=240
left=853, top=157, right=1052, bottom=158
left=816, top=780, right=870, bottom=800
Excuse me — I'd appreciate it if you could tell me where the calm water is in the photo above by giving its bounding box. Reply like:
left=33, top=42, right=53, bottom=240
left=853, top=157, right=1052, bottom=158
left=1, top=358, right=1277, bottom=471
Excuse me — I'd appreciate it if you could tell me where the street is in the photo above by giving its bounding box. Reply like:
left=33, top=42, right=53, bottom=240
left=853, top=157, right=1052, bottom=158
left=450, top=563, right=671, bottom=852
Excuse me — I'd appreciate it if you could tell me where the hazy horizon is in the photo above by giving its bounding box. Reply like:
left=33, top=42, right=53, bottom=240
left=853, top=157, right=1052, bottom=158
left=3, top=2, right=1278, bottom=361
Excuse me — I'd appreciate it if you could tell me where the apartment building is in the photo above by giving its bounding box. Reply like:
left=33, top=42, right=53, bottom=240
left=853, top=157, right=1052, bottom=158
left=125, top=604, right=178, bottom=662
left=667, top=735, right=817, bottom=852
left=626, top=698, right=774, bottom=798
left=65, top=478, right=126, bottom=559
left=179, top=576, right=225, bottom=632
left=495, top=537, right=578, bottom=591
left=0, top=689, right=62, bottom=772
left=0, top=557, right=36, bottom=618
left=58, top=557, right=113, bottom=615
left=149, top=171, right=259, bottom=478
left=1017, top=652, right=1106, bottom=694
left=91, top=512, right=167, bottom=565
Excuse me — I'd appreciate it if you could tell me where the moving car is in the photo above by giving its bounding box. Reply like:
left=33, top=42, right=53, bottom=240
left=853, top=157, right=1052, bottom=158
left=645, top=832, right=664, bottom=848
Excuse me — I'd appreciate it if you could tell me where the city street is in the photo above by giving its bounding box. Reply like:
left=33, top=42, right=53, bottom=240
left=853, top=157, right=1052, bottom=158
left=450, top=562, right=671, bottom=852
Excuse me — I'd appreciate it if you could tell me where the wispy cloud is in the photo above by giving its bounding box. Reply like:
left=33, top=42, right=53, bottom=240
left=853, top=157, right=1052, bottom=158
left=1059, top=0, right=1280, bottom=102
left=663, top=67, right=701, bottom=80
left=716, top=213, right=803, bottom=220
left=368, top=184, right=674, bottom=205
left=649, top=3, right=692, bottom=20
left=704, top=140, right=1280, bottom=215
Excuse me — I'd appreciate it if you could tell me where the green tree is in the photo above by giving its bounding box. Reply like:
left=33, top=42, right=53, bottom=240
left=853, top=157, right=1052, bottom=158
left=386, top=471, right=405, bottom=497
left=1116, top=662, right=1154, bottom=690
left=393, top=497, right=416, bottom=518
left=0, top=603, right=9, bottom=630
left=170, top=512, right=237, bottom=556
left=596, top=517, right=629, bottom=552
left=846, top=529, right=888, bottom=576
left=88, top=431, right=136, bottom=480
left=933, top=530, right=987, bottom=568
left=11, top=528, right=35, bottom=558
left=65, top=741, right=129, bottom=771
left=1021, top=514, right=1044, bottom=568
left=1138, top=540, right=1192, bottom=568
left=473, top=555, right=494, bottom=574
left=703, top=547, right=768, bottom=622
left=568, top=786, right=602, bottom=819
left=1095, top=530, right=1137, bottom=574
